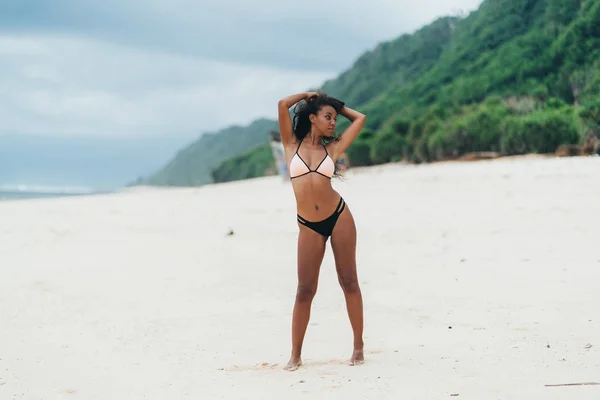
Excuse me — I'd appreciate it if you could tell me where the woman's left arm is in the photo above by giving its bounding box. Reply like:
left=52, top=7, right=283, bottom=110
left=330, top=106, right=367, bottom=159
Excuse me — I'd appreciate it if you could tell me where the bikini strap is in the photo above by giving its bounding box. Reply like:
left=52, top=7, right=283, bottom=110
left=335, top=197, right=345, bottom=213
left=295, top=138, right=304, bottom=154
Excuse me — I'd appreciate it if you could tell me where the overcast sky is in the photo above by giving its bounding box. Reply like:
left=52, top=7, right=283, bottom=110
left=1, top=0, right=483, bottom=138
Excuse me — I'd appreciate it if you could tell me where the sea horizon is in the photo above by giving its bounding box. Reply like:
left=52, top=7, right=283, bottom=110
left=0, top=184, right=117, bottom=201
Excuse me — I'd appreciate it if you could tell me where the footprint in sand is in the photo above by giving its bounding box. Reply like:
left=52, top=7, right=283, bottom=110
left=218, top=362, right=280, bottom=372
left=220, top=352, right=379, bottom=372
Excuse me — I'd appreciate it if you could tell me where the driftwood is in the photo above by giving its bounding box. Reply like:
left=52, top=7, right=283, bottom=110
left=436, top=152, right=502, bottom=163
left=458, top=152, right=501, bottom=161
left=545, top=382, right=600, bottom=387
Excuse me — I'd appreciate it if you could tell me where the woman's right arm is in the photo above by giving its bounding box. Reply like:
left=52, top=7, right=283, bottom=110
left=278, top=92, right=317, bottom=145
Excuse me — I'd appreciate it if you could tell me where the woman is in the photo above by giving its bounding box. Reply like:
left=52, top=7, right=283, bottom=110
left=277, top=90, right=367, bottom=371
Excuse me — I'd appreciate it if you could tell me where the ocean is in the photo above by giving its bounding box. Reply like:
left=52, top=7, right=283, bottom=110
left=0, top=191, right=84, bottom=201
left=0, top=186, right=115, bottom=202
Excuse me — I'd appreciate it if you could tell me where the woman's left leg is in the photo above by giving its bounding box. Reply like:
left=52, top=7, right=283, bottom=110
left=330, top=203, right=364, bottom=365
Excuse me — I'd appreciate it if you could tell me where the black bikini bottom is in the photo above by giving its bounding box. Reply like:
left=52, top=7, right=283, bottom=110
left=297, top=197, right=346, bottom=238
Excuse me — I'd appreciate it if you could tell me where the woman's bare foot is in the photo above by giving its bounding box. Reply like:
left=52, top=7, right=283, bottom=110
left=348, top=348, right=364, bottom=366
left=284, top=356, right=302, bottom=371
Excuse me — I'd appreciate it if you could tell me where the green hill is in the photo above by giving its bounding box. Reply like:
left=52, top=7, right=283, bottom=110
left=320, top=16, right=460, bottom=110
left=142, top=0, right=600, bottom=186
left=140, top=118, right=277, bottom=186
left=211, top=142, right=275, bottom=184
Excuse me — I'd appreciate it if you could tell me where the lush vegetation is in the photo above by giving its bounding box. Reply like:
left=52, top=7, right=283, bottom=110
left=337, top=0, right=600, bottom=166
left=140, top=0, right=600, bottom=186
left=211, top=142, right=275, bottom=183
left=140, top=118, right=277, bottom=186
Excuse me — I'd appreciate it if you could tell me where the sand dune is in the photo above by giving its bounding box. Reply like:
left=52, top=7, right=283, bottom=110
left=1, top=155, right=599, bottom=399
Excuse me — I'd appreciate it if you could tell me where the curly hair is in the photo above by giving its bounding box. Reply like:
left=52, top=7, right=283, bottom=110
left=292, top=90, right=345, bottom=144
left=291, top=90, right=346, bottom=177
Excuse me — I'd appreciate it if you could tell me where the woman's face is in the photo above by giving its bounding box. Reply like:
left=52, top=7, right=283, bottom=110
left=310, top=105, right=337, bottom=137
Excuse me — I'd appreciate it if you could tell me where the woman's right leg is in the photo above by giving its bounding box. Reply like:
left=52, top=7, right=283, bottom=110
left=284, top=225, right=327, bottom=371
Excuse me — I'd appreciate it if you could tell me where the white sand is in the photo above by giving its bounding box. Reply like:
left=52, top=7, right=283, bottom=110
left=1, top=155, right=599, bottom=399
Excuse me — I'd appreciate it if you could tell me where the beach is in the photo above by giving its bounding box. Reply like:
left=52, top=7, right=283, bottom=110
left=1, top=155, right=599, bottom=399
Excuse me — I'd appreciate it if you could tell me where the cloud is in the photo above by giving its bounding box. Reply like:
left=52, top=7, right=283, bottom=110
left=0, top=0, right=484, bottom=138
left=1, top=0, right=483, bottom=70
left=0, top=35, right=332, bottom=137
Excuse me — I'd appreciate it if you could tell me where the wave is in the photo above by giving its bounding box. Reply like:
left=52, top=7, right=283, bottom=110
left=0, top=184, right=99, bottom=195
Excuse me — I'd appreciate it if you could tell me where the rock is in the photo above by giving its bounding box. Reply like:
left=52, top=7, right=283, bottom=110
left=555, top=144, right=581, bottom=157
left=581, top=132, right=600, bottom=155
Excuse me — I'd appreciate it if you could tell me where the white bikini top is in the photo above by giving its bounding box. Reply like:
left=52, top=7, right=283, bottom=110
left=289, top=139, right=335, bottom=179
